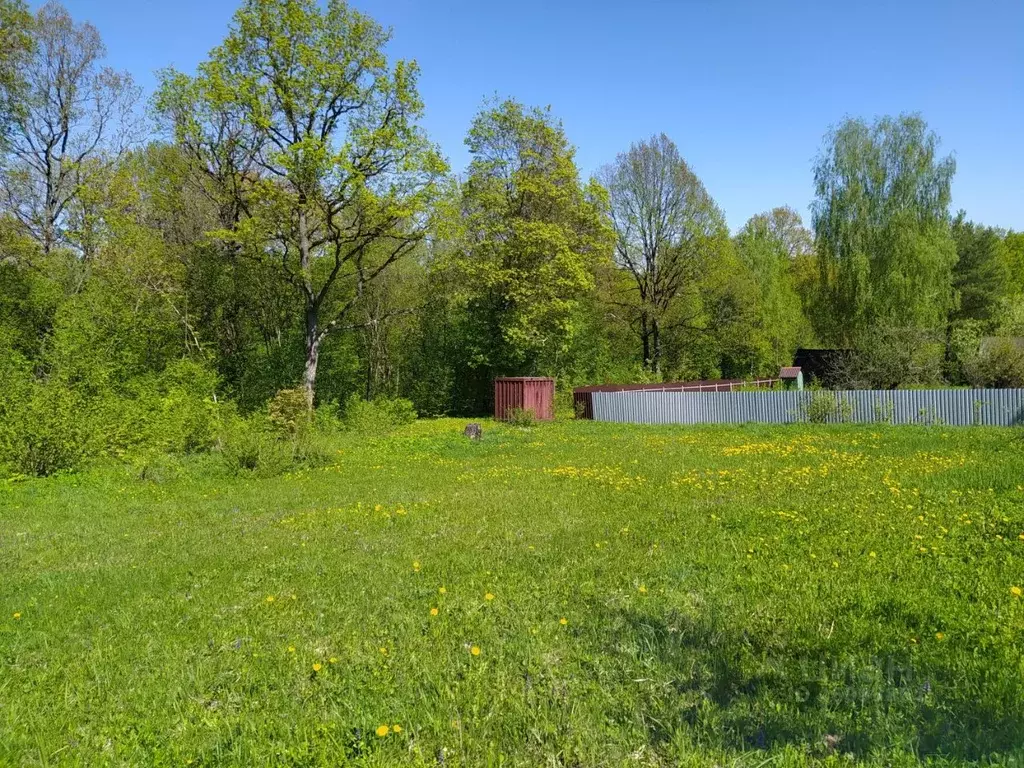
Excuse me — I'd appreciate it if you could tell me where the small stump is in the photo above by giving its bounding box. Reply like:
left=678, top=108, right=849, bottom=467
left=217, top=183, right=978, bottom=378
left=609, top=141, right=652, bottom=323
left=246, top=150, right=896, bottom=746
left=464, top=423, right=483, bottom=441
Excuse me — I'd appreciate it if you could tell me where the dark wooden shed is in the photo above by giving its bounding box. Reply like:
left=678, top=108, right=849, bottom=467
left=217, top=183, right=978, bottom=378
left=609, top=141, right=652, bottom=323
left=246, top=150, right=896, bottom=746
left=494, top=377, right=555, bottom=421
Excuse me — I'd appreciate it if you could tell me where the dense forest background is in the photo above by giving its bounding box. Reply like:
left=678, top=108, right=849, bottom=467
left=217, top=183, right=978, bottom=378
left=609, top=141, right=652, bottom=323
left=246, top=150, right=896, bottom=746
left=2, top=0, right=1023, bottom=476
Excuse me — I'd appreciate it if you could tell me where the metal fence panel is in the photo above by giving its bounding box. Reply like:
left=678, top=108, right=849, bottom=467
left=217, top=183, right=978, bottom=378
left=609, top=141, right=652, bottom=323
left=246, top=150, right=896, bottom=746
left=590, top=389, right=1024, bottom=427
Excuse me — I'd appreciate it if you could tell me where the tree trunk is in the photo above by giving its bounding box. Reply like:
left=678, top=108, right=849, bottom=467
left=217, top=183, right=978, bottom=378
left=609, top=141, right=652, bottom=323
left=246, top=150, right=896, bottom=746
left=651, top=318, right=661, bottom=373
left=303, top=304, right=320, bottom=410
left=298, top=205, right=318, bottom=410
left=641, top=312, right=651, bottom=370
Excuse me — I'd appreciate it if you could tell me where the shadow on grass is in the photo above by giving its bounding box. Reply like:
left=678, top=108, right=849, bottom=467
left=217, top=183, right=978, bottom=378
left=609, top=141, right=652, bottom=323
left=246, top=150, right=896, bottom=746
left=585, top=601, right=1023, bottom=762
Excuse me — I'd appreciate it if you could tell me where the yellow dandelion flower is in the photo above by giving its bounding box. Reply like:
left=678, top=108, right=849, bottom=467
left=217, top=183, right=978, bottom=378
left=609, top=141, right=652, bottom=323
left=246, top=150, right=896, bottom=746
left=379, top=647, right=388, bottom=655
left=412, top=561, right=421, bottom=572
left=1012, top=586, right=1023, bottom=597
left=869, top=551, right=877, bottom=558
left=329, top=657, right=337, bottom=664
left=935, top=633, right=945, bottom=641
left=638, top=584, right=648, bottom=594
left=374, top=505, right=383, bottom=512
left=438, top=586, right=447, bottom=594
left=470, top=646, right=481, bottom=656
left=287, top=646, right=296, bottom=653
left=430, top=607, right=439, bottom=616
left=392, top=724, right=402, bottom=733
left=12, top=612, right=21, bottom=620
left=265, top=595, right=275, bottom=603
left=375, top=724, right=389, bottom=737
left=484, top=593, right=494, bottom=601
left=559, top=617, right=568, bottom=626
left=312, top=663, right=322, bottom=672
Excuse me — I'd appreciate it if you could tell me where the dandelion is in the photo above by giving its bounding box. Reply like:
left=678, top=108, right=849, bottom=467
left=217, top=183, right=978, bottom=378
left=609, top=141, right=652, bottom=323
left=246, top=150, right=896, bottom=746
left=1012, top=586, right=1023, bottom=597
left=638, top=584, right=648, bottom=594
left=484, top=593, right=494, bottom=601
left=312, top=663, right=322, bottom=672
left=265, top=596, right=275, bottom=603
left=430, top=607, right=439, bottom=616
left=392, top=724, right=402, bottom=733
left=329, top=657, right=337, bottom=664
left=470, top=646, right=481, bottom=656
left=379, top=647, right=389, bottom=655
left=935, top=633, right=945, bottom=641
left=12, top=612, right=21, bottom=620
left=438, top=586, right=447, bottom=594
left=376, top=724, right=389, bottom=737
left=412, top=561, right=420, bottom=572
left=288, top=646, right=296, bottom=653
left=869, top=551, right=877, bottom=558
left=559, top=617, right=568, bottom=626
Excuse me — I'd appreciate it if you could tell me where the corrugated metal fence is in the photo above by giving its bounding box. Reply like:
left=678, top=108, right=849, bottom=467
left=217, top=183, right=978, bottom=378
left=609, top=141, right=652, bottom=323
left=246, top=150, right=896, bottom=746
left=590, top=389, right=1024, bottom=427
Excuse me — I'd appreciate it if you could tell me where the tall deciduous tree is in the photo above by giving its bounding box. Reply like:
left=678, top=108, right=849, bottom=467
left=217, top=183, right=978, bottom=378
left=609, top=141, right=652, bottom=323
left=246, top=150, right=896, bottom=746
left=449, top=99, right=611, bottom=379
left=811, top=114, right=957, bottom=344
left=0, top=0, right=33, bottom=144
left=156, top=0, right=446, bottom=407
left=735, top=208, right=811, bottom=371
left=0, top=1, right=140, bottom=254
left=950, top=212, right=1010, bottom=326
left=600, top=134, right=727, bottom=372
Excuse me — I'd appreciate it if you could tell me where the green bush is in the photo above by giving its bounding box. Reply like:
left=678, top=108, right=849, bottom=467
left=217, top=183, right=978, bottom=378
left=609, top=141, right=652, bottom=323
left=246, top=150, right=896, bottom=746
left=342, top=394, right=417, bottom=433
left=504, top=406, right=536, bottom=427
left=217, top=410, right=336, bottom=477
left=267, top=388, right=311, bottom=434
left=963, top=339, right=1024, bottom=388
left=0, top=357, right=223, bottom=477
left=804, top=390, right=853, bottom=424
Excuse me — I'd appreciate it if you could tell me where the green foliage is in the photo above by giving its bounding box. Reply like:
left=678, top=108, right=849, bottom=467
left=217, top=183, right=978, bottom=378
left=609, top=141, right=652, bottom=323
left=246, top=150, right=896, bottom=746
left=951, top=213, right=1010, bottom=325
left=0, top=357, right=221, bottom=477
left=155, top=0, right=447, bottom=406
left=268, top=388, right=312, bottom=435
left=600, top=133, right=731, bottom=373
left=830, top=326, right=945, bottom=390
left=961, top=338, right=1024, bottom=389
left=805, top=390, right=853, bottom=423
left=735, top=208, right=813, bottom=374
left=445, top=99, right=613, bottom=385
left=812, top=114, right=957, bottom=344
left=342, top=393, right=417, bottom=433
left=502, top=406, right=536, bottom=427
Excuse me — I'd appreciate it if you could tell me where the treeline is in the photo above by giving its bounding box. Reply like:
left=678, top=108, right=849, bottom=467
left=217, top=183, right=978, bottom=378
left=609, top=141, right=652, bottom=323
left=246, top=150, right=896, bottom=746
left=1, top=0, right=1023, bottom=475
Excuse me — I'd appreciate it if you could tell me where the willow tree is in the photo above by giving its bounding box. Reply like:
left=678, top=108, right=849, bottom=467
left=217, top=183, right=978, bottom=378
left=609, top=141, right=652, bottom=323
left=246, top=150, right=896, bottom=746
left=156, top=0, right=445, bottom=407
left=812, top=114, right=957, bottom=344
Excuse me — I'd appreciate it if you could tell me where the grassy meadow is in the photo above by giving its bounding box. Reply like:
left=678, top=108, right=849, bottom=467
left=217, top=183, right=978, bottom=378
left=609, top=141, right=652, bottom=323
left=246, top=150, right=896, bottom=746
left=2, top=419, right=1024, bottom=766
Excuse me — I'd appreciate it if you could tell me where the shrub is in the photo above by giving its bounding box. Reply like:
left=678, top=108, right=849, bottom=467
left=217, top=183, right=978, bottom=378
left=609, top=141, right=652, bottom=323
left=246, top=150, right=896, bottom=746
left=268, top=388, right=311, bottom=435
left=805, top=391, right=837, bottom=424
left=504, top=407, right=535, bottom=427
left=0, top=357, right=223, bottom=477
left=804, top=390, right=853, bottom=424
left=963, top=338, right=1024, bottom=388
left=217, top=410, right=335, bottom=477
left=342, top=394, right=417, bottom=433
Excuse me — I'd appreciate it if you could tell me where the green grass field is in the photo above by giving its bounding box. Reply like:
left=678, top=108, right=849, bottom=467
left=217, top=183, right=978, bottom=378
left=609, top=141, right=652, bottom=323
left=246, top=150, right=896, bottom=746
left=2, top=420, right=1024, bottom=767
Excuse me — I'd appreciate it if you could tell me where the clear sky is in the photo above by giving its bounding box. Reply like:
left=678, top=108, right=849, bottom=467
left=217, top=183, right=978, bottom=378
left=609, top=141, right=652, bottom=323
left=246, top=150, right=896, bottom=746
left=39, top=0, right=1024, bottom=233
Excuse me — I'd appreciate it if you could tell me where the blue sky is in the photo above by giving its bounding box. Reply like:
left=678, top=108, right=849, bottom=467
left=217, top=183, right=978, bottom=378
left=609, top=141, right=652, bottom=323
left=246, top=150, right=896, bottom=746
left=42, top=0, right=1024, bottom=232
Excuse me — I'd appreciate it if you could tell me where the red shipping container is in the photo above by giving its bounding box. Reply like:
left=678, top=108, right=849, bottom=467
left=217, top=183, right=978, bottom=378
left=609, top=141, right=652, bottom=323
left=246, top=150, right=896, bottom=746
left=494, top=377, right=555, bottom=421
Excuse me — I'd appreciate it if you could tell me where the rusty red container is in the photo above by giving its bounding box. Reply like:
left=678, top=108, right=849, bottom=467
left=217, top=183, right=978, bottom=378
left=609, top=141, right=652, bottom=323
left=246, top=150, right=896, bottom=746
left=494, top=377, right=555, bottom=421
